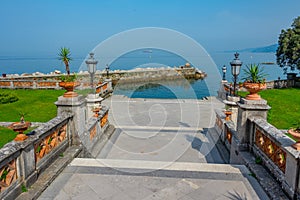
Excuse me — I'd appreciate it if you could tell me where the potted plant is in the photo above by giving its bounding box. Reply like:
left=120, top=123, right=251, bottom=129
left=58, top=47, right=80, bottom=97
left=242, top=64, right=268, bottom=100
left=238, top=81, right=243, bottom=87
left=288, top=120, right=300, bottom=150
left=223, top=105, right=232, bottom=121
left=10, top=112, right=31, bottom=141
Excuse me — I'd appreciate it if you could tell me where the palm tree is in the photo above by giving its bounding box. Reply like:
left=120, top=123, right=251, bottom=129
left=58, top=47, right=72, bottom=75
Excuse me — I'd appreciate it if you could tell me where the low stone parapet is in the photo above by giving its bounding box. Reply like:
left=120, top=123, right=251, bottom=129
left=0, top=114, right=74, bottom=200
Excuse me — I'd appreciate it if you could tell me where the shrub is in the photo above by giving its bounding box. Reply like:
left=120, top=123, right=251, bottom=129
left=0, top=93, right=18, bottom=104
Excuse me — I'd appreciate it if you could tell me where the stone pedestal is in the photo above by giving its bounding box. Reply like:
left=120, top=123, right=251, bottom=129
left=236, top=98, right=271, bottom=144
left=105, top=78, right=113, bottom=92
left=86, top=94, right=104, bottom=120
left=217, top=80, right=227, bottom=100
left=223, top=96, right=240, bottom=127
left=55, top=95, right=86, bottom=145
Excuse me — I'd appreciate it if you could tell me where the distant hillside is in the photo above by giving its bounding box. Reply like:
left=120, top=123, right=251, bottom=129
left=226, top=44, right=278, bottom=53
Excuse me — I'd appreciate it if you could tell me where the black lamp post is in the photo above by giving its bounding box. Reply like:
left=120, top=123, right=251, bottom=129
left=85, top=53, right=98, bottom=93
left=105, top=64, right=110, bottom=79
left=230, top=52, right=242, bottom=96
left=222, top=65, right=227, bottom=81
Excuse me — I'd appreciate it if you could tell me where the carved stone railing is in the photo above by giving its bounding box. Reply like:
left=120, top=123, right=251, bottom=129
left=225, top=124, right=233, bottom=145
left=78, top=105, right=110, bottom=157
left=0, top=114, right=73, bottom=199
left=34, top=124, right=68, bottom=163
left=89, top=124, right=96, bottom=141
left=254, top=128, right=286, bottom=172
left=214, top=110, right=236, bottom=151
left=250, top=118, right=300, bottom=198
left=0, top=159, right=17, bottom=193
left=0, top=80, right=60, bottom=89
left=95, top=82, right=109, bottom=96
left=100, top=112, right=108, bottom=128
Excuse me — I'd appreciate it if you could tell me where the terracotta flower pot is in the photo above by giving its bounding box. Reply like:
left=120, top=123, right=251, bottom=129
left=288, top=129, right=300, bottom=150
left=224, top=110, right=232, bottom=121
left=92, top=107, right=101, bottom=117
left=224, top=85, right=230, bottom=92
left=11, top=121, right=31, bottom=141
left=59, top=81, right=80, bottom=98
left=243, top=82, right=266, bottom=100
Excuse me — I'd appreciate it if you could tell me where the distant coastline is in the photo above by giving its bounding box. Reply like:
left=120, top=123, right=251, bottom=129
left=224, top=44, right=278, bottom=53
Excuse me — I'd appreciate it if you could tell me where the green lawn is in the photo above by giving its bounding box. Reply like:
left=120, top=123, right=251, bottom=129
left=0, top=89, right=65, bottom=122
left=0, top=89, right=65, bottom=148
left=0, top=126, right=18, bottom=148
left=238, top=88, right=300, bottom=129
left=0, top=126, right=36, bottom=148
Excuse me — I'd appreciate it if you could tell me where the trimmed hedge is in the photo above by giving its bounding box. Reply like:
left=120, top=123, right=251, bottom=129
left=0, top=93, right=19, bottom=104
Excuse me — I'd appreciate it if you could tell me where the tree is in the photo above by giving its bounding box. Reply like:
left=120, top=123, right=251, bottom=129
left=58, top=47, right=72, bottom=75
left=276, top=16, right=300, bottom=73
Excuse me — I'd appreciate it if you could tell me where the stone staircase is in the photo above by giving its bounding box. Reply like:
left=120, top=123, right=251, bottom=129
left=38, top=158, right=269, bottom=200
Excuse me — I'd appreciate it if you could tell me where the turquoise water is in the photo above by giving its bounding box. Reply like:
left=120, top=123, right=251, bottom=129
left=0, top=50, right=292, bottom=99
left=113, top=79, right=210, bottom=99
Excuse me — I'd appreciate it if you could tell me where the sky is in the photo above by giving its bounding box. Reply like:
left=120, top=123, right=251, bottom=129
left=0, top=0, right=299, bottom=57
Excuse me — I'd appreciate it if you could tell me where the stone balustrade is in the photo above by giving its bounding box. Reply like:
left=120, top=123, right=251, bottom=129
left=214, top=106, right=300, bottom=198
left=79, top=106, right=110, bottom=157
left=249, top=118, right=300, bottom=197
left=0, top=80, right=60, bottom=89
left=95, top=81, right=111, bottom=96
left=0, top=114, right=73, bottom=199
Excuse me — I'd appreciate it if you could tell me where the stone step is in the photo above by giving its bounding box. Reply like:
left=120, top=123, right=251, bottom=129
left=64, top=158, right=269, bottom=199
left=70, top=158, right=249, bottom=174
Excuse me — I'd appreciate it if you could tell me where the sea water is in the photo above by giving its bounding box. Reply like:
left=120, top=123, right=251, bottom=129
left=0, top=50, right=290, bottom=99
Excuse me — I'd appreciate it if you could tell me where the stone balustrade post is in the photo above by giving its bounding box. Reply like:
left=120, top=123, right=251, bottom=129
left=105, top=78, right=113, bottom=92
left=217, top=80, right=228, bottom=100
left=223, top=96, right=240, bottom=127
left=86, top=94, right=104, bottom=120
left=55, top=95, right=86, bottom=145
left=230, top=98, right=271, bottom=164
left=19, top=142, right=36, bottom=186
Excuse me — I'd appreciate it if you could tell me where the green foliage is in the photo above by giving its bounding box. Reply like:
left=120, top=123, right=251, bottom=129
left=255, top=156, right=262, bottom=164
left=58, top=47, right=72, bottom=75
left=60, top=73, right=77, bottom=82
left=276, top=16, right=300, bottom=72
left=0, top=92, right=18, bottom=104
left=21, top=184, right=28, bottom=193
left=249, top=173, right=256, bottom=178
left=0, top=169, right=8, bottom=181
left=242, top=64, right=268, bottom=83
left=292, top=120, right=300, bottom=131
left=224, top=105, right=231, bottom=111
left=35, top=145, right=42, bottom=153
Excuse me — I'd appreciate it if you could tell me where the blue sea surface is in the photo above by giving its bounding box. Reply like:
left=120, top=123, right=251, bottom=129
left=113, top=79, right=210, bottom=99
left=0, top=50, right=291, bottom=99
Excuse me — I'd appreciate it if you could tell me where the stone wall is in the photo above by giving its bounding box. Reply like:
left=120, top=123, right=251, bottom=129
left=0, top=67, right=205, bottom=90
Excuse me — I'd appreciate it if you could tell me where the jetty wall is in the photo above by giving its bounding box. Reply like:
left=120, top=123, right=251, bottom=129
left=0, top=67, right=206, bottom=90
